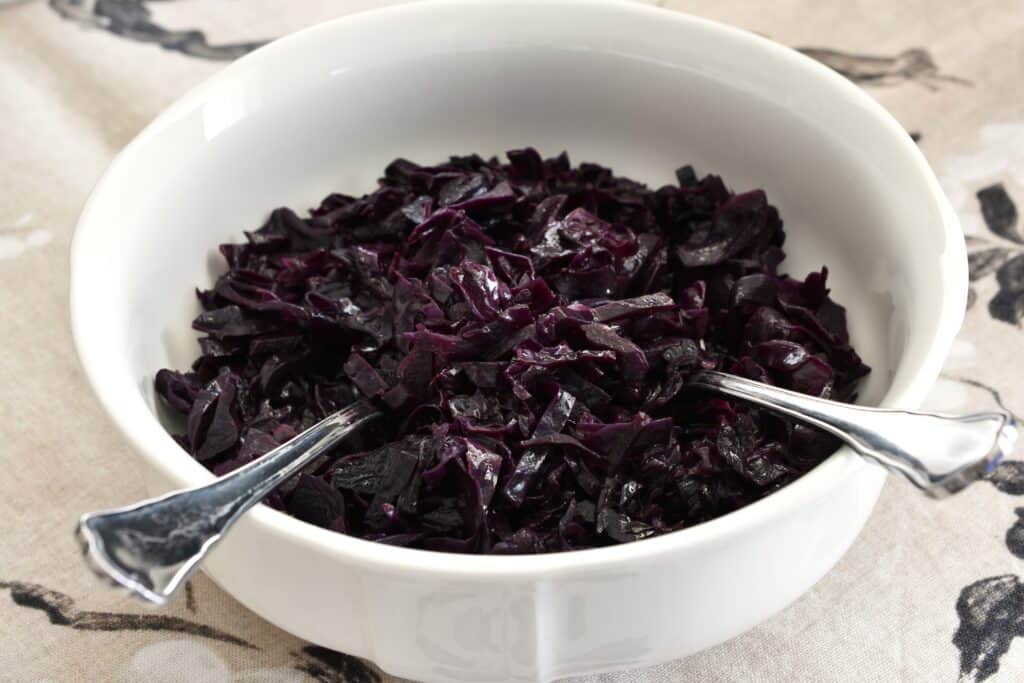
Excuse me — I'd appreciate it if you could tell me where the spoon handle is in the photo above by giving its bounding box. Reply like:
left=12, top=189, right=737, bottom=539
left=690, top=370, right=1018, bottom=498
left=77, top=400, right=378, bottom=605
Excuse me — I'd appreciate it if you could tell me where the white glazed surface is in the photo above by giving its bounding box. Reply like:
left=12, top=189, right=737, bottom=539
left=70, top=1, right=966, bottom=681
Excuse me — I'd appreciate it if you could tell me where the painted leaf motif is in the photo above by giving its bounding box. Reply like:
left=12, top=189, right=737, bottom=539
left=953, top=575, right=1024, bottom=682
left=988, top=291, right=1024, bottom=324
left=989, top=461, right=1024, bottom=495
left=995, top=253, right=1024, bottom=291
left=1006, top=508, right=1024, bottom=559
left=0, top=580, right=253, bottom=648
left=49, top=0, right=267, bottom=61
left=977, top=184, right=1021, bottom=244
left=968, top=248, right=1011, bottom=281
left=989, top=254, right=1024, bottom=324
left=793, top=47, right=967, bottom=88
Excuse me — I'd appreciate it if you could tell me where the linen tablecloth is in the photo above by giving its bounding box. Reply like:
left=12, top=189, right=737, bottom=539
left=3, top=1, right=1023, bottom=681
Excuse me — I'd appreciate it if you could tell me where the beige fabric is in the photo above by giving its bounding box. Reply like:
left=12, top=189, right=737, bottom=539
left=2, top=1, right=1023, bottom=681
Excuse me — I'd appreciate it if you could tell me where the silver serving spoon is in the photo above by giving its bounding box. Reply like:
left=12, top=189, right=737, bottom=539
left=78, top=371, right=1018, bottom=605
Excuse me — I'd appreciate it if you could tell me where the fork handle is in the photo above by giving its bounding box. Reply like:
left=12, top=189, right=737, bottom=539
left=691, top=370, right=1018, bottom=498
left=77, top=400, right=377, bottom=605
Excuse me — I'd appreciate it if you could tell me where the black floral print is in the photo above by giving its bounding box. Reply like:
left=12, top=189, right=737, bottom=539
left=967, top=184, right=1024, bottom=324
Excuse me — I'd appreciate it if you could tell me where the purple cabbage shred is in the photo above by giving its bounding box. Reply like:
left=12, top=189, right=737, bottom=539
left=156, top=148, right=869, bottom=554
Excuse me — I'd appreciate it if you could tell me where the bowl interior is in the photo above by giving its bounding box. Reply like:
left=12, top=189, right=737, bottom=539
left=139, top=57, right=911, bottom=413
left=73, top=0, right=962, bottom=521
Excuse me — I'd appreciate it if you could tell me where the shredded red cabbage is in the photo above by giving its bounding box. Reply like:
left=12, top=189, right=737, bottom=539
left=156, top=149, right=869, bottom=553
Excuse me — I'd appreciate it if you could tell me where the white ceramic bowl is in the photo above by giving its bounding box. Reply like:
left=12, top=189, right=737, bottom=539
left=70, top=1, right=966, bottom=681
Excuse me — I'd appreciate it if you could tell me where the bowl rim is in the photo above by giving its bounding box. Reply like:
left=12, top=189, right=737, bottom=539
left=70, top=0, right=966, bottom=579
